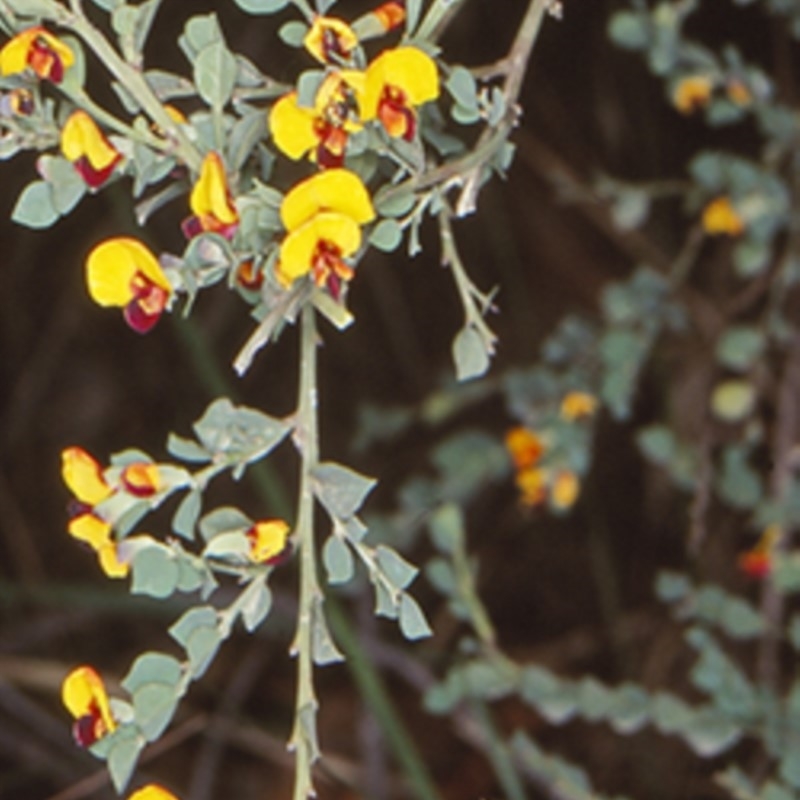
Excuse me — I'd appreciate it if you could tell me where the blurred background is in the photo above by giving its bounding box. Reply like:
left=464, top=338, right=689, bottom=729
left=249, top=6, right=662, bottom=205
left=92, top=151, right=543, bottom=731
left=0, top=1, right=776, bottom=798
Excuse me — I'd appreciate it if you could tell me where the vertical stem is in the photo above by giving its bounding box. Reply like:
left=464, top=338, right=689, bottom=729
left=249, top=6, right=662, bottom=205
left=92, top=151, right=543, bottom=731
left=290, top=303, right=322, bottom=800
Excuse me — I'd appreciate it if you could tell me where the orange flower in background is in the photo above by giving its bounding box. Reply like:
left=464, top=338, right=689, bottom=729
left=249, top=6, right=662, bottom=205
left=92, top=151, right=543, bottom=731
left=61, top=666, right=116, bottom=747
left=120, top=462, right=161, bottom=497
left=739, top=525, right=779, bottom=579
left=515, top=467, right=548, bottom=507
left=235, top=259, right=264, bottom=291
left=1, top=87, right=34, bottom=116
left=277, top=168, right=375, bottom=297
left=672, top=75, right=713, bottom=114
left=60, top=110, right=122, bottom=189
left=128, top=787, right=180, bottom=800
left=551, top=470, right=580, bottom=510
left=727, top=79, right=752, bottom=107
left=361, top=46, right=439, bottom=140
left=505, top=426, right=546, bottom=471
left=269, top=71, right=365, bottom=168
left=85, top=237, right=172, bottom=333
left=702, top=196, right=745, bottom=237
left=182, top=151, right=239, bottom=239
left=247, top=519, right=292, bottom=564
left=0, top=27, right=74, bottom=83
left=304, top=16, right=358, bottom=64
left=560, top=391, right=597, bottom=421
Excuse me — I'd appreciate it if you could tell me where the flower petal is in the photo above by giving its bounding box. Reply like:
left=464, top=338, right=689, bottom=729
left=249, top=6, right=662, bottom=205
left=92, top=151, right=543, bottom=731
left=121, top=463, right=161, bottom=497
left=61, top=666, right=116, bottom=734
left=189, top=151, right=239, bottom=230
left=61, top=111, right=121, bottom=188
left=362, top=47, right=439, bottom=121
left=269, top=93, right=320, bottom=160
left=278, top=212, right=361, bottom=283
left=281, top=169, right=375, bottom=232
left=128, top=786, right=180, bottom=800
left=97, top=542, right=130, bottom=578
left=247, top=519, right=291, bottom=564
left=62, top=447, right=112, bottom=505
left=85, top=238, right=170, bottom=308
left=68, top=513, right=112, bottom=550
left=304, top=16, right=358, bottom=64
left=0, top=27, right=74, bottom=82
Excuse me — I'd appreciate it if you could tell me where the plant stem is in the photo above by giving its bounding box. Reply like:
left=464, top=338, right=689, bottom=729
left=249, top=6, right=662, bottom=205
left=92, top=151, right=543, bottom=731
left=48, top=1, right=203, bottom=171
left=289, top=303, right=322, bottom=800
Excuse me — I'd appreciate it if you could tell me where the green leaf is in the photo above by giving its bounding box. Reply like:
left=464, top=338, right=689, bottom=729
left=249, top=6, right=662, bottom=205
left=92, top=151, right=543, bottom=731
left=711, top=380, right=756, bottom=423
left=398, top=593, right=432, bottom=640
left=122, top=652, right=183, bottom=694
left=233, top=0, right=290, bottom=13
left=312, top=461, right=376, bottom=519
left=170, top=605, right=218, bottom=644
left=684, top=708, right=741, bottom=756
left=655, top=570, right=691, bottom=603
left=107, top=727, right=144, bottom=794
left=311, top=599, right=344, bottom=665
left=241, top=580, right=272, bottom=632
left=132, top=682, right=179, bottom=741
left=180, top=14, right=225, bottom=61
left=608, top=11, right=650, bottom=49
left=322, top=535, right=354, bottom=584
left=369, top=219, right=403, bottom=252
left=279, top=20, right=308, bottom=47
left=12, top=182, right=59, bottom=229
left=172, top=489, right=202, bottom=540
left=194, top=42, right=238, bottom=108
left=199, top=506, right=252, bottom=541
left=406, top=0, right=422, bottom=35
left=296, top=69, right=325, bottom=108
left=130, top=544, right=179, bottom=599
left=446, top=66, right=479, bottom=112
left=717, top=446, right=762, bottom=510
left=607, top=683, right=650, bottom=734
left=376, top=545, right=418, bottom=590
left=715, top=326, right=765, bottom=372
left=202, top=531, right=251, bottom=561
left=167, top=433, right=210, bottom=463
left=373, top=188, right=417, bottom=218
left=452, top=325, right=490, bottom=381
left=637, top=425, right=675, bottom=465
left=519, top=666, right=577, bottom=724
left=37, top=156, right=86, bottom=214
left=185, top=625, right=222, bottom=677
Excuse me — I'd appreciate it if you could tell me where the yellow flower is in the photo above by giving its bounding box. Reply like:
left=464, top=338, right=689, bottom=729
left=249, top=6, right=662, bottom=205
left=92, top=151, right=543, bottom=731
left=505, top=426, right=546, bottom=471
left=60, top=110, right=122, bottom=189
left=277, top=169, right=375, bottom=295
left=702, top=196, right=744, bottom=237
left=361, top=47, right=439, bottom=140
left=269, top=71, right=365, bottom=168
left=120, top=462, right=161, bottom=497
left=304, top=16, right=358, bottom=64
left=247, top=519, right=291, bottom=564
left=62, top=446, right=112, bottom=507
left=128, top=787, right=180, bottom=800
left=183, top=151, right=239, bottom=239
left=559, top=391, right=597, bottom=421
left=5, top=88, right=34, bottom=116
left=0, top=27, right=74, bottom=83
left=85, top=237, right=172, bottom=333
left=672, top=75, right=713, bottom=114
left=551, top=470, right=580, bottom=510
left=61, top=666, right=117, bottom=747
left=516, top=467, right=548, bottom=507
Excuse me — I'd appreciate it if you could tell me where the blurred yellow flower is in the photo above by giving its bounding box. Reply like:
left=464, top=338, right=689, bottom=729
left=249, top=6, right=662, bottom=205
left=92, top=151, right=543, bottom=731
left=702, top=196, right=744, bottom=236
left=560, top=391, right=597, bottom=421
left=183, top=151, right=239, bottom=239
left=672, top=75, right=713, bottom=114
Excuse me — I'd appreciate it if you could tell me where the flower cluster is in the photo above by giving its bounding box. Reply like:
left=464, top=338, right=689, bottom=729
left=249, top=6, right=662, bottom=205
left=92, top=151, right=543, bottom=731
left=701, top=196, right=745, bottom=237
left=738, top=525, right=779, bottom=579
left=61, top=446, right=161, bottom=577
left=672, top=73, right=753, bottom=115
left=505, top=392, right=596, bottom=511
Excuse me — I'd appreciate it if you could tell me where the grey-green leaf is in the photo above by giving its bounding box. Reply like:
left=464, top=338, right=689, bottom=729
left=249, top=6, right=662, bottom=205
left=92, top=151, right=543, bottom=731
left=323, top=535, right=355, bottom=584
left=398, top=593, right=432, bottom=640
left=194, top=42, right=238, bottom=108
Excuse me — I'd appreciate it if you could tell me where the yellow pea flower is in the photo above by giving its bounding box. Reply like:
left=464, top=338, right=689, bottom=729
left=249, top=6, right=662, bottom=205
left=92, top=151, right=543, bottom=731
left=504, top=426, right=546, bottom=471
left=60, top=110, right=122, bottom=189
left=361, top=47, right=439, bottom=140
left=702, top=196, right=745, bottom=237
left=269, top=71, right=365, bottom=168
left=559, top=391, right=597, bottom=421
left=128, top=787, right=180, bottom=800
left=304, top=16, right=358, bottom=64
left=0, top=27, right=74, bottom=83
left=247, top=519, right=291, bottom=564
left=277, top=169, right=375, bottom=295
left=183, top=151, right=239, bottom=239
left=61, top=666, right=117, bottom=747
left=551, top=470, right=580, bottom=510
left=672, top=75, right=713, bottom=115
left=85, top=238, right=172, bottom=333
